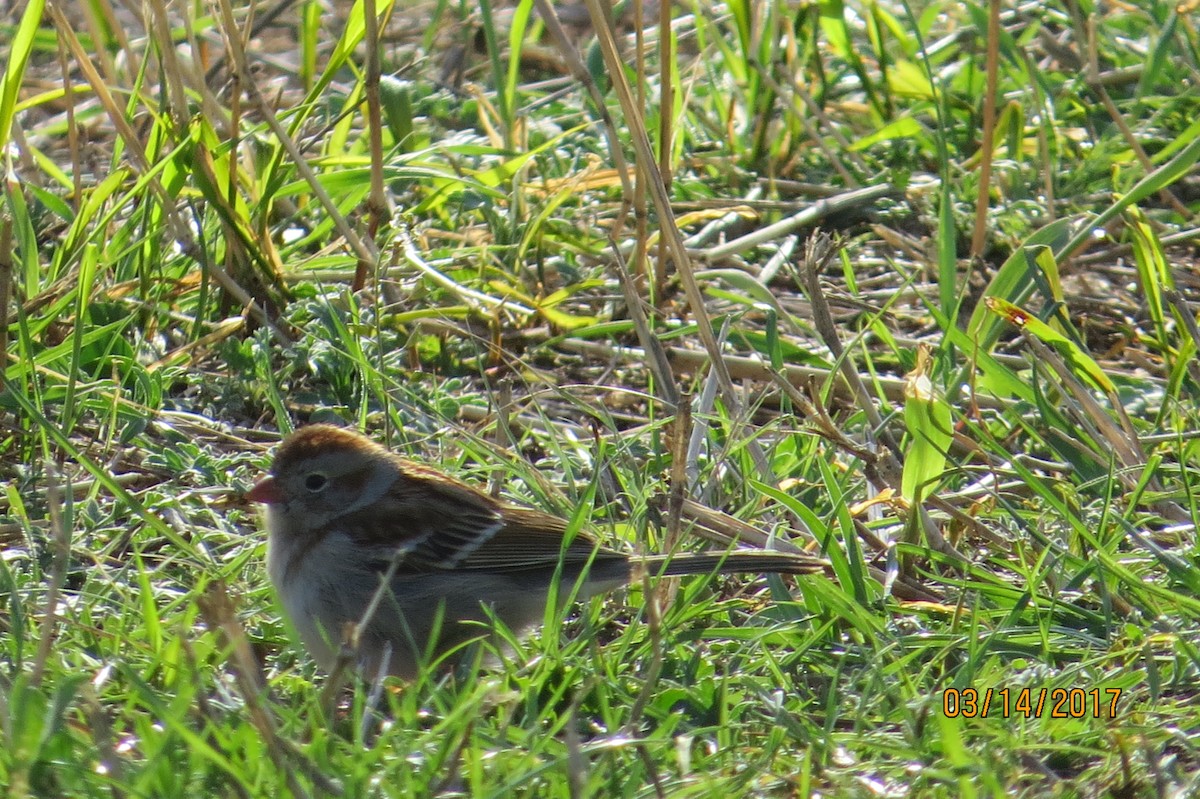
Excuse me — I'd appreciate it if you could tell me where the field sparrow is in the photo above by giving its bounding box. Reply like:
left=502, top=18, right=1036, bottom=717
left=247, top=424, right=824, bottom=679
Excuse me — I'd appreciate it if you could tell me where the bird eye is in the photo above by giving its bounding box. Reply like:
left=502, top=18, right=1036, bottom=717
left=304, top=472, right=328, bottom=492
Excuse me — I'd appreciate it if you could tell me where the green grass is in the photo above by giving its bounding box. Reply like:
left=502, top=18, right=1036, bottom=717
left=3, top=0, right=1200, bottom=795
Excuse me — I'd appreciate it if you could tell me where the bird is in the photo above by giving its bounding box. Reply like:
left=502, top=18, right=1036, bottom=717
left=246, top=424, right=824, bottom=679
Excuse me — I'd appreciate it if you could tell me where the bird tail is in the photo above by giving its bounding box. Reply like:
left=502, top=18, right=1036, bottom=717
left=635, top=550, right=825, bottom=577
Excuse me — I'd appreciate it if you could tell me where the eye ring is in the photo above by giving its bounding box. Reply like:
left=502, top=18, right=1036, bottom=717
left=304, top=472, right=329, bottom=492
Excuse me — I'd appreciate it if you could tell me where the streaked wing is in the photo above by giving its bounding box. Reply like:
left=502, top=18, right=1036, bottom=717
left=338, top=460, right=613, bottom=572
left=340, top=468, right=506, bottom=569
left=454, top=506, right=613, bottom=571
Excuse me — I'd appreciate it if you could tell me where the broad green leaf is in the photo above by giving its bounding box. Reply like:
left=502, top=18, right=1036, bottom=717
left=1126, top=206, right=1172, bottom=345
left=888, top=59, right=937, bottom=99
left=985, top=297, right=1115, bottom=393
left=487, top=279, right=602, bottom=330
left=901, top=347, right=953, bottom=504
left=967, top=219, right=1073, bottom=352
left=380, top=76, right=414, bottom=149
left=850, top=116, right=923, bottom=151
left=1057, top=129, right=1200, bottom=260
left=0, top=0, right=45, bottom=154
left=503, top=0, right=534, bottom=127
left=305, top=0, right=396, bottom=104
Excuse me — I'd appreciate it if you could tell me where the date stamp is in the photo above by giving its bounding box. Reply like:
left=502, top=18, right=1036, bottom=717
left=942, top=687, right=1122, bottom=719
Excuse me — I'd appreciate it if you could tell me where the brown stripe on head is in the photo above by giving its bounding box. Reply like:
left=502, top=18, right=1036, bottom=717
left=270, top=424, right=386, bottom=475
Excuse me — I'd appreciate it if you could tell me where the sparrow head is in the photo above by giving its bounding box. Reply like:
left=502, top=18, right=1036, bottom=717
left=247, top=424, right=397, bottom=530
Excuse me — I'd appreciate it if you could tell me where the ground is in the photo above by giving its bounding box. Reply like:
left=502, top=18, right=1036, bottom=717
left=2, top=1, right=1199, bottom=796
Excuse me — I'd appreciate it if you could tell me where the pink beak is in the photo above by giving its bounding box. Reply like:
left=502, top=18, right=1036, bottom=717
left=246, top=475, right=283, bottom=504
